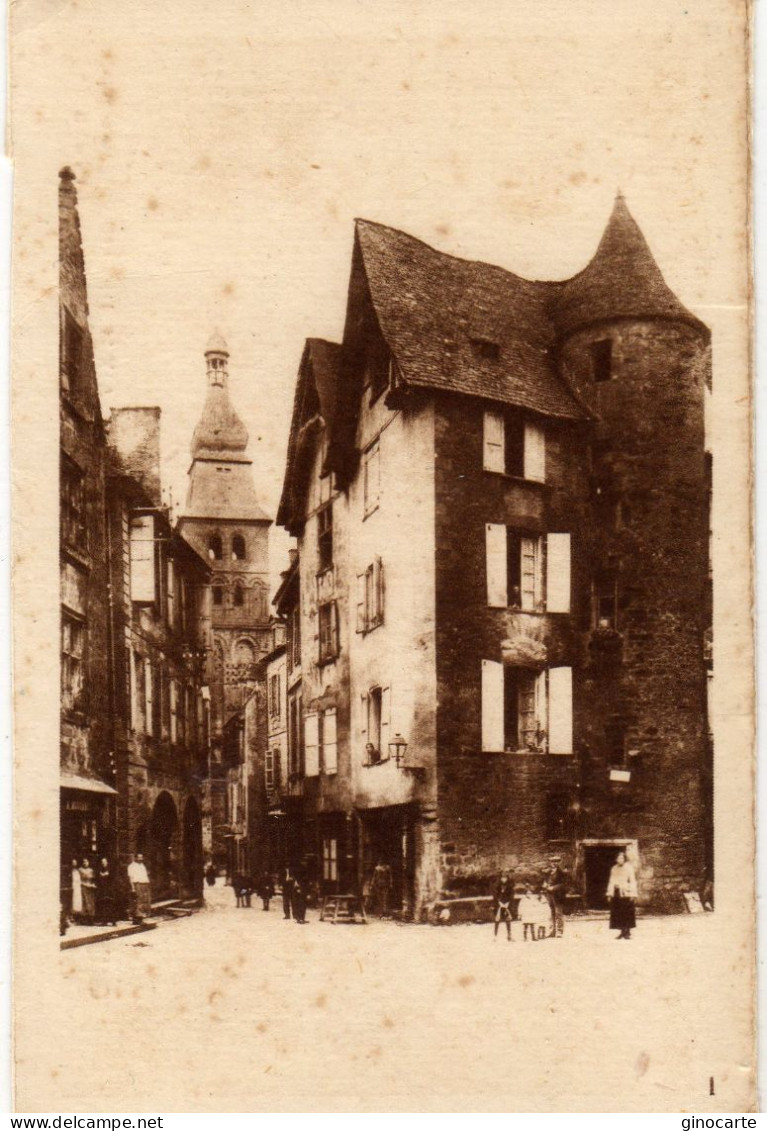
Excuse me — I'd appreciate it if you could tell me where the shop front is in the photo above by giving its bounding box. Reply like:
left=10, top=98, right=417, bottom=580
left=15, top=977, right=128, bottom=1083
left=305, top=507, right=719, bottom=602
left=60, top=772, right=118, bottom=914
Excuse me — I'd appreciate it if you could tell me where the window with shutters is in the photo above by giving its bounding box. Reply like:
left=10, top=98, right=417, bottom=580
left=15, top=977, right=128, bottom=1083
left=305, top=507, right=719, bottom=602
left=483, top=411, right=546, bottom=482
left=323, top=837, right=338, bottom=882
left=486, top=527, right=570, bottom=613
left=287, top=605, right=301, bottom=671
left=362, top=685, right=390, bottom=764
left=318, top=601, right=339, bottom=664
left=321, top=708, right=338, bottom=774
left=317, top=504, right=333, bottom=571
left=363, top=441, right=381, bottom=517
left=481, top=661, right=573, bottom=754
left=61, top=611, right=85, bottom=714
left=60, top=306, right=83, bottom=394
left=61, top=457, right=86, bottom=553
left=357, top=558, right=384, bottom=633
left=288, top=692, right=302, bottom=777
left=129, top=514, right=156, bottom=603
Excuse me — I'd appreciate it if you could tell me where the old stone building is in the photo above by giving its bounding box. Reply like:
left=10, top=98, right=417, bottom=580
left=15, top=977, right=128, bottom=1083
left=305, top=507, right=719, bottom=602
left=277, top=196, right=712, bottom=917
left=106, top=407, right=211, bottom=903
left=59, top=166, right=117, bottom=903
left=178, top=335, right=272, bottom=868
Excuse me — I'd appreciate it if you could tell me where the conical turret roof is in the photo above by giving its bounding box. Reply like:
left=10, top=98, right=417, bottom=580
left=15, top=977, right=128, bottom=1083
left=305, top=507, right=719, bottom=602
left=552, top=194, right=707, bottom=337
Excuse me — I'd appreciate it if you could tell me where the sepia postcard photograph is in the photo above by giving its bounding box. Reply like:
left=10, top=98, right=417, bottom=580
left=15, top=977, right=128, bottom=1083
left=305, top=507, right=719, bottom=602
left=9, top=0, right=755, bottom=1115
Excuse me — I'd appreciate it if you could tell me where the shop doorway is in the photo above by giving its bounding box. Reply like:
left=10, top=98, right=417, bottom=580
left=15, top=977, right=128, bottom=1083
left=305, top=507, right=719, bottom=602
left=150, top=792, right=179, bottom=901
left=581, top=840, right=633, bottom=909
left=360, top=805, right=415, bottom=917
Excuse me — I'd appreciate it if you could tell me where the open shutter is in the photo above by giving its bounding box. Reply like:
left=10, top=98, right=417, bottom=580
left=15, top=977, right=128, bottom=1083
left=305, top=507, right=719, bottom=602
left=486, top=524, right=508, bottom=607
left=375, top=557, right=385, bottom=625
left=144, top=659, right=153, bottom=736
left=356, top=573, right=366, bottom=633
left=548, top=666, right=573, bottom=754
left=545, top=533, right=571, bottom=613
left=304, top=712, right=320, bottom=776
left=481, top=659, right=505, bottom=752
left=166, top=559, right=175, bottom=625
left=535, top=669, right=548, bottom=748
left=380, top=686, right=391, bottom=758
left=483, top=411, right=505, bottom=472
left=360, top=691, right=368, bottom=760
left=323, top=708, right=338, bottom=774
left=524, top=421, right=546, bottom=482
left=331, top=601, right=340, bottom=657
left=130, top=514, right=155, bottom=602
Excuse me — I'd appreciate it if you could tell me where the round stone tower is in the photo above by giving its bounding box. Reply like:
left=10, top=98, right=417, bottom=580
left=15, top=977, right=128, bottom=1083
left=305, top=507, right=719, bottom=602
left=554, top=195, right=712, bottom=907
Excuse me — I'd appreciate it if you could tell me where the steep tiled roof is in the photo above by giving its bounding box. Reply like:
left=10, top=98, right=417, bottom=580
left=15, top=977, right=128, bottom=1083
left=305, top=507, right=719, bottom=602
left=551, top=194, right=708, bottom=337
left=355, top=220, right=587, bottom=421
left=191, top=384, right=249, bottom=457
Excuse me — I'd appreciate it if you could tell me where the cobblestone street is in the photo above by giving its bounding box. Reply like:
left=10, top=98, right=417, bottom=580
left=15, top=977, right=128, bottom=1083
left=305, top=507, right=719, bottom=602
left=38, top=883, right=750, bottom=1113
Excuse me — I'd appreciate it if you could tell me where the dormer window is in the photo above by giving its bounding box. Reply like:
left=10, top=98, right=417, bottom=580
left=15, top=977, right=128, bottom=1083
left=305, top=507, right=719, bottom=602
left=471, top=338, right=500, bottom=361
left=590, top=339, right=613, bottom=383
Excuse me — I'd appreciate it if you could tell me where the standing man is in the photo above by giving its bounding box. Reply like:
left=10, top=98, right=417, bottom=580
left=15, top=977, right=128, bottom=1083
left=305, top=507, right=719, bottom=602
left=371, top=861, right=393, bottom=918
left=544, top=856, right=568, bottom=938
left=282, top=867, right=295, bottom=920
left=127, top=853, right=152, bottom=923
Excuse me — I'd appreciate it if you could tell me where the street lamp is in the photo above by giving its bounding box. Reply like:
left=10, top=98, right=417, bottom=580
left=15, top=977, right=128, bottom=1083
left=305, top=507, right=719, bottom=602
left=388, top=732, right=408, bottom=766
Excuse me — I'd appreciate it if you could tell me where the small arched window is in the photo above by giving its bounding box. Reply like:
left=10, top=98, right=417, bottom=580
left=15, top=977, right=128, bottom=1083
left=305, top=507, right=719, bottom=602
left=232, top=535, right=246, bottom=561
left=233, top=583, right=245, bottom=608
left=208, top=535, right=222, bottom=560
left=212, top=586, right=223, bottom=606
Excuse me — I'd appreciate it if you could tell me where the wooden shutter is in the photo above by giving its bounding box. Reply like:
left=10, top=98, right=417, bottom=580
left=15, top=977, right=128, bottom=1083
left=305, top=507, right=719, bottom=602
left=524, top=421, right=546, bottom=482
left=323, top=708, right=338, bottom=774
left=545, top=533, right=571, bottom=613
left=169, top=680, right=178, bottom=744
left=548, top=666, right=573, bottom=754
left=130, top=515, right=155, bottom=603
left=166, top=559, right=175, bottom=626
left=486, top=523, right=508, bottom=607
left=481, top=659, right=505, bottom=752
left=304, top=712, right=320, bottom=776
left=144, top=658, right=153, bottom=736
left=483, top=411, right=505, bottom=473
left=331, top=601, right=340, bottom=656
left=356, top=572, right=366, bottom=633
left=375, top=556, right=385, bottom=625
left=535, top=669, right=548, bottom=747
left=380, top=686, right=391, bottom=759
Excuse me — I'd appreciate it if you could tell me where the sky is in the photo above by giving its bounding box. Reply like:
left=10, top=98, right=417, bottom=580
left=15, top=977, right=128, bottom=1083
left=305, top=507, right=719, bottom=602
left=11, top=0, right=748, bottom=587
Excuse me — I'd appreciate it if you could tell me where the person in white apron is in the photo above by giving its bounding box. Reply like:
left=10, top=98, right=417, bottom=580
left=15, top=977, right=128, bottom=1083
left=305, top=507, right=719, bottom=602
left=70, top=859, right=82, bottom=921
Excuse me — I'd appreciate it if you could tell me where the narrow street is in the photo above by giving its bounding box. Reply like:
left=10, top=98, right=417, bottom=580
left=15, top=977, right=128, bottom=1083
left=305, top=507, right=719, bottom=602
left=46, top=884, right=744, bottom=1113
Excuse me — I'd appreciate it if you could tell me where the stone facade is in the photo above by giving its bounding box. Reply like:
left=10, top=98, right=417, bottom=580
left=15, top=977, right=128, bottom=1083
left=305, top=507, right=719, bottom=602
left=59, top=167, right=116, bottom=906
left=275, top=198, right=712, bottom=916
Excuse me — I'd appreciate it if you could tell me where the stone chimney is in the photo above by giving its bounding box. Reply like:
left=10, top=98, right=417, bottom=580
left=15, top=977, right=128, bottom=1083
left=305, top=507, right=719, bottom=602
left=108, top=407, right=162, bottom=506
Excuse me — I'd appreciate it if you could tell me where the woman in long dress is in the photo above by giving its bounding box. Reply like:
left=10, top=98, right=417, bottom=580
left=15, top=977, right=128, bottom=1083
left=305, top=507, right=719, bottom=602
left=70, top=859, right=82, bottom=922
left=79, top=858, right=96, bottom=923
left=606, top=850, right=638, bottom=939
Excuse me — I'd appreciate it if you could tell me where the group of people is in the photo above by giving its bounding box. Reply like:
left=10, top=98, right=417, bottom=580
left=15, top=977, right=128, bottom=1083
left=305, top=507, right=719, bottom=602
left=492, top=851, right=639, bottom=941
left=64, top=852, right=152, bottom=933
left=231, top=871, right=277, bottom=912
left=68, top=857, right=116, bottom=926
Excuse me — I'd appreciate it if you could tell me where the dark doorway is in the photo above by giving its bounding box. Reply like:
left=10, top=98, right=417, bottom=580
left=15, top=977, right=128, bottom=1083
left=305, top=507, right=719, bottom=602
left=583, top=842, right=628, bottom=909
left=150, top=792, right=178, bottom=901
left=361, top=805, right=415, bottom=917
left=182, top=797, right=203, bottom=899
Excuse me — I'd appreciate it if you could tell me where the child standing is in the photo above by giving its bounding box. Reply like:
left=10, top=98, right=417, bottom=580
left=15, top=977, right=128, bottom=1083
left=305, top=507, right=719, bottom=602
left=518, top=885, right=538, bottom=941
left=535, top=890, right=552, bottom=939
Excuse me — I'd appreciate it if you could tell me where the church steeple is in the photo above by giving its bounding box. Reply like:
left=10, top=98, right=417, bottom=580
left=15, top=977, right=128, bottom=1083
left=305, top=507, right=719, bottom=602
left=191, top=333, right=249, bottom=459
left=205, top=330, right=230, bottom=389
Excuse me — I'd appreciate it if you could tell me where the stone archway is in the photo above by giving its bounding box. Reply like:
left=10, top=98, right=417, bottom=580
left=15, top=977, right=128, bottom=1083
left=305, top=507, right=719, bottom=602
left=182, top=796, right=203, bottom=899
left=150, top=791, right=179, bottom=902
